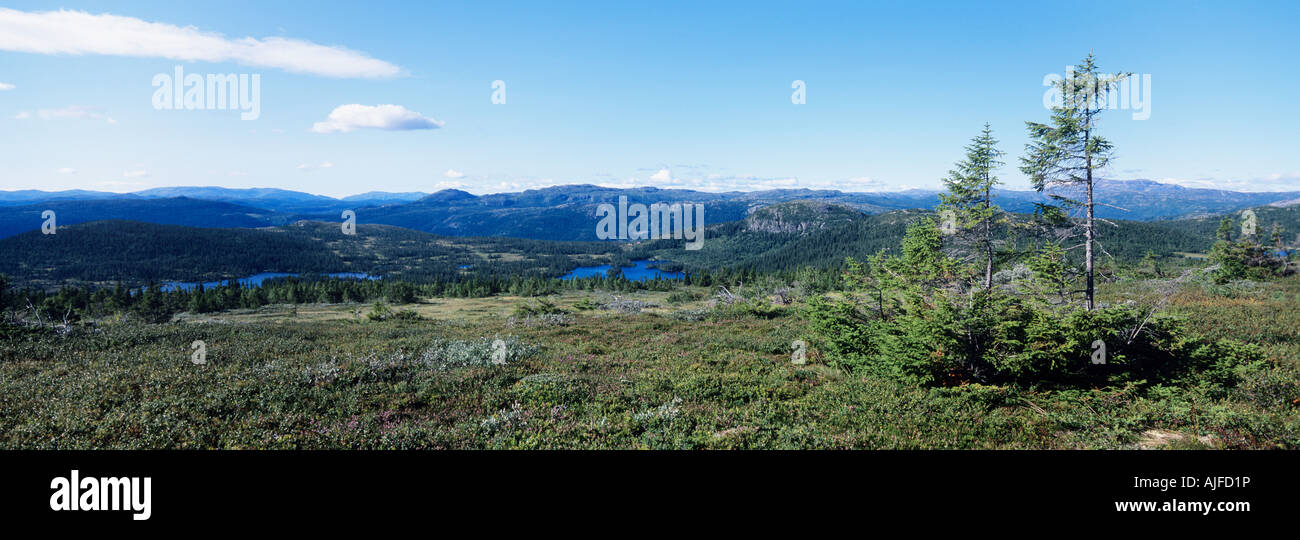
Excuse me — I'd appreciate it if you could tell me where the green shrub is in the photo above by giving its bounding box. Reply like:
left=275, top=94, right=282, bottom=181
left=391, top=310, right=423, bottom=321
left=805, top=219, right=1268, bottom=390
left=716, top=298, right=785, bottom=320
left=666, top=290, right=703, bottom=304
left=512, top=298, right=569, bottom=317
left=366, top=301, right=393, bottom=321
left=573, top=297, right=601, bottom=310
left=508, top=373, right=590, bottom=408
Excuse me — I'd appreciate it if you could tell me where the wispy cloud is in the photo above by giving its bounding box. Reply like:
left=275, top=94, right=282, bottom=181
left=444, top=169, right=465, bottom=179
left=122, top=169, right=149, bottom=178
left=55, top=167, right=76, bottom=174
left=1154, top=173, right=1300, bottom=192
left=93, top=179, right=149, bottom=191
left=431, top=180, right=466, bottom=190
left=311, top=104, right=443, bottom=134
left=0, top=8, right=402, bottom=78
left=297, top=161, right=334, bottom=171
left=16, top=105, right=116, bottom=123
left=590, top=168, right=896, bottom=193
left=844, top=176, right=890, bottom=191
left=0, top=82, right=13, bottom=90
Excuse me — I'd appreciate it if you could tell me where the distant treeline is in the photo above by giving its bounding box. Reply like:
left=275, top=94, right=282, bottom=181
left=0, top=265, right=846, bottom=325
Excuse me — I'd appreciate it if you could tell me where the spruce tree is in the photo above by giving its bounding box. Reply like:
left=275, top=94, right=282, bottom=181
left=1021, top=52, right=1128, bottom=310
left=938, top=123, right=1004, bottom=290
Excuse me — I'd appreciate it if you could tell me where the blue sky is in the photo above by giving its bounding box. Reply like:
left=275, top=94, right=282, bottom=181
left=1, top=0, right=1297, bottom=197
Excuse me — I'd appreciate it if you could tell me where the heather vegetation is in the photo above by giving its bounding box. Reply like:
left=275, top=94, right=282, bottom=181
left=2, top=272, right=1296, bottom=449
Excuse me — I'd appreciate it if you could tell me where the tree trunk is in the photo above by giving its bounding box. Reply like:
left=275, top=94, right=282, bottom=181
left=983, top=184, right=994, bottom=290
left=1084, top=113, right=1096, bottom=311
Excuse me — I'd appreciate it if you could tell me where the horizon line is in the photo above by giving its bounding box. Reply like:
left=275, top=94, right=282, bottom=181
left=6, top=177, right=1297, bottom=201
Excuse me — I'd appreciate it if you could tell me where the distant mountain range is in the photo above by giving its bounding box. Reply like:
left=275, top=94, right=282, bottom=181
left=0, top=186, right=430, bottom=212
left=1, top=180, right=1297, bottom=240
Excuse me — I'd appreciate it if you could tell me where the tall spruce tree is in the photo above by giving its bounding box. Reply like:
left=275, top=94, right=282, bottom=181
left=1020, top=52, right=1129, bottom=310
left=938, top=123, right=1004, bottom=290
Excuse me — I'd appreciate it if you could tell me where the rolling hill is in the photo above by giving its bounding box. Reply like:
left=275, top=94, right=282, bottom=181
left=0, top=198, right=280, bottom=239
left=7, top=200, right=1295, bottom=290
left=0, top=220, right=620, bottom=289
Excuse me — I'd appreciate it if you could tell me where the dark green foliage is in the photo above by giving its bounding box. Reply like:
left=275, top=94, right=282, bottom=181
left=366, top=301, right=422, bottom=321
left=665, top=290, right=703, bottom=304
left=806, top=216, right=1267, bottom=394
left=714, top=298, right=787, bottom=320
left=572, top=297, right=602, bottom=310
left=938, top=123, right=1005, bottom=289
left=385, top=282, right=419, bottom=304
left=132, top=285, right=178, bottom=324
left=0, top=220, right=622, bottom=289
left=512, top=298, right=569, bottom=317
left=1209, top=214, right=1292, bottom=283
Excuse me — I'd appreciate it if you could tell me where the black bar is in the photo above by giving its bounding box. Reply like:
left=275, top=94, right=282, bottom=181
left=1, top=451, right=1286, bottom=528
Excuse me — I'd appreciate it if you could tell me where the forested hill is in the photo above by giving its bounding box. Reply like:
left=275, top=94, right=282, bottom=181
left=3, top=202, right=1296, bottom=290
left=631, top=201, right=1300, bottom=273
left=0, top=220, right=619, bottom=289
left=0, top=198, right=280, bottom=239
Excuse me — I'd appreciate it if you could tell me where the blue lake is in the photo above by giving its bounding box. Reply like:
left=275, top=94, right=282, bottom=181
left=561, top=260, right=685, bottom=282
left=158, top=272, right=380, bottom=292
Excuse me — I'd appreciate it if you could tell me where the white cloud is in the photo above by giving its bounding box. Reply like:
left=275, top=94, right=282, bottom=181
left=591, top=176, right=645, bottom=189
left=1154, top=173, right=1300, bottom=192
left=0, top=8, right=401, bottom=78
left=55, top=167, right=76, bottom=174
left=431, top=180, right=466, bottom=190
left=311, top=104, right=443, bottom=134
left=122, top=169, right=149, bottom=178
left=444, top=169, right=465, bottom=179
left=0, top=82, right=13, bottom=90
left=93, top=179, right=149, bottom=190
left=17, top=105, right=116, bottom=123
left=614, top=169, right=899, bottom=193
left=297, top=161, right=334, bottom=171
left=845, top=176, right=889, bottom=191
